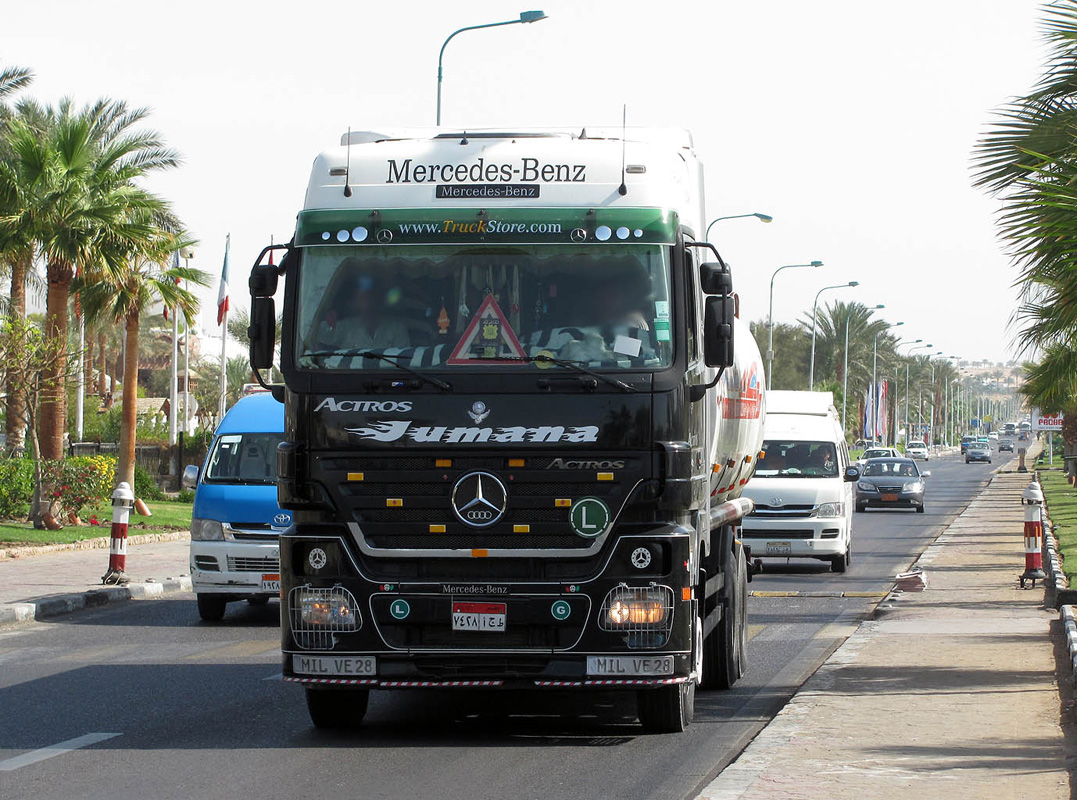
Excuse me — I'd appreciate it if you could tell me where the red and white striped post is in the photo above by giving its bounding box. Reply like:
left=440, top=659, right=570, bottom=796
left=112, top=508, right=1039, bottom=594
left=1020, top=480, right=1046, bottom=589
left=102, top=482, right=135, bottom=585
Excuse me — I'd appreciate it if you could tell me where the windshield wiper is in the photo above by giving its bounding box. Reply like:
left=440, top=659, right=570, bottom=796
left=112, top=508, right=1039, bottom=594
left=505, top=354, right=638, bottom=393
left=305, top=349, right=452, bottom=392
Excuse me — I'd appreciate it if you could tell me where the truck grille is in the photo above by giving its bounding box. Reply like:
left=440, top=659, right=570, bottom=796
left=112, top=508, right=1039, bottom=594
left=312, top=452, right=643, bottom=553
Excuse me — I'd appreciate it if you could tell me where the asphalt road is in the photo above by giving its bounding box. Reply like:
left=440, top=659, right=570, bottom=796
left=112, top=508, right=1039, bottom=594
left=0, top=447, right=1007, bottom=800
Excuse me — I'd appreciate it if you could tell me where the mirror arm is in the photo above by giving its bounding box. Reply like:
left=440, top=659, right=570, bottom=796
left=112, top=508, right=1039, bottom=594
left=689, top=366, right=725, bottom=403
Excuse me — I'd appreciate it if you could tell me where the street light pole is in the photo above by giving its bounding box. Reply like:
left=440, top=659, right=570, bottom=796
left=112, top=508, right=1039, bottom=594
left=704, top=212, right=773, bottom=241
left=767, top=260, right=823, bottom=389
left=437, top=11, right=548, bottom=126
left=809, top=281, right=859, bottom=390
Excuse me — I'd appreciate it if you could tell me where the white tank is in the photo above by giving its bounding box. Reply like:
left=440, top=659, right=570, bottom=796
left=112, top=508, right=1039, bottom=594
left=709, top=314, right=767, bottom=503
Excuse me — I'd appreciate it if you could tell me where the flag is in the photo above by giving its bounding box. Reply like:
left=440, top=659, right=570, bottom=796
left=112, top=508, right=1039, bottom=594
left=217, top=235, right=230, bottom=326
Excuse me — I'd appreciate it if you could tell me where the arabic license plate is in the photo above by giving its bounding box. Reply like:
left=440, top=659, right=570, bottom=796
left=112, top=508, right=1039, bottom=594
left=881, top=494, right=899, bottom=502
left=765, top=541, right=792, bottom=555
left=586, top=655, right=674, bottom=676
left=260, top=573, right=281, bottom=592
left=452, top=602, right=506, bottom=632
left=292, top=654, right=376, bottom=676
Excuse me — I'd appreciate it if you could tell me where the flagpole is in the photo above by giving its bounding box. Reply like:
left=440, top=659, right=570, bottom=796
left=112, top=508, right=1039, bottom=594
left=217, top=234, right=231, bottom=423
left=169, top=254, right=179, bottom=451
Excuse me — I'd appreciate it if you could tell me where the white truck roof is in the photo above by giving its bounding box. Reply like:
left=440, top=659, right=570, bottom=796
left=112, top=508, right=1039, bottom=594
left=303, top=127, right=705, bottom=237
left=766, top=390, right=838, bottom=417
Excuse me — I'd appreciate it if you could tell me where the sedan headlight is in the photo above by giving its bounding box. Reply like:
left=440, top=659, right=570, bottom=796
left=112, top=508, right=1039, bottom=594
left=902, top=481, right=924, bottom=494
left=812, top=502, right=845, bottom=518
left=190, top=518, right=224, bottom=541
left=857, top=481, right=877, bottom=492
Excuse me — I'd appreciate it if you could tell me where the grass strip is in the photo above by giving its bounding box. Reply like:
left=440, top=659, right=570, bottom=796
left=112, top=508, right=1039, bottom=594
left=0, top=500, right=192, bottom=546
left=1040, top=469, right=1077, bottom=585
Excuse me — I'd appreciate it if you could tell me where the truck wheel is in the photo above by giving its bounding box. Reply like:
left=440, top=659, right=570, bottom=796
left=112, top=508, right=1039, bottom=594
left=701, top=540, right=747, bottom=690
left=305, top=688, right=369, bottom=729
left=637, top=680, right=695, bottom=733
left=197, top=594, right=227, bottom=622
left=247, top=597, right=270, bottom=606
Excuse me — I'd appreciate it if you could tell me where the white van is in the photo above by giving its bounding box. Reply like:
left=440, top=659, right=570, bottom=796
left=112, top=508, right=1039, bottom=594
left=741, top=391, right=859, bottom=572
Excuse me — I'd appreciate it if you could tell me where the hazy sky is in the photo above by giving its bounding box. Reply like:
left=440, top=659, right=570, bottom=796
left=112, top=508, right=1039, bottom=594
left=2, top=0, right=1049, bottom=363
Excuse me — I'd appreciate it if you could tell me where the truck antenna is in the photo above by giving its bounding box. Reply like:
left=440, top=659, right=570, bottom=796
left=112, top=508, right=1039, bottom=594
left=343, top=127, right=353, bottom=197
left=618, top=105, right=628, bottom=196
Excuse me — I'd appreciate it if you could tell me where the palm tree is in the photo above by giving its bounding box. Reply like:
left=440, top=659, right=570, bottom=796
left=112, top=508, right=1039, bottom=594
left=76, top=223, right=206, bottom=490
left=0, top=98, right=180, bottom=461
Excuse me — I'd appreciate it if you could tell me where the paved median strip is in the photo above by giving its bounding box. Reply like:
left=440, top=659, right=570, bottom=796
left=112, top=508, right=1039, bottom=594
left=750, top=590, right=890, bottom=599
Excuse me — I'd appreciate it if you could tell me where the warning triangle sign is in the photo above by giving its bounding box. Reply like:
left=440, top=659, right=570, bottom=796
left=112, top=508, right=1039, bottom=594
left=447, top=294, right=527, bottom=365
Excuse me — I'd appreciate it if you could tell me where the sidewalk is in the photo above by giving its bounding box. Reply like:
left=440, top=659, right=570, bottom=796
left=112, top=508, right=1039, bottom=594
left=0, top=537, right=191, bottom=626
left=699, top=461, right=1074, bottom=799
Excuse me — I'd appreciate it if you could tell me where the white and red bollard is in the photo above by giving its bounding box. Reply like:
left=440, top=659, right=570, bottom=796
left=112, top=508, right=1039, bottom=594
left=1020, top=480, right=1046, bottom=589
left=102, top=482, right=135, bottom=585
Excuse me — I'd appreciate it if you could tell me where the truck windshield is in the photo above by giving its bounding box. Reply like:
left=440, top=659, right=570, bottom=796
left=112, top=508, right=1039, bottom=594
left=204, top=433, right=284, bottom=485
left=294, top=244, right=673, bottom=371
left=755, top=441, right=838, bottom=478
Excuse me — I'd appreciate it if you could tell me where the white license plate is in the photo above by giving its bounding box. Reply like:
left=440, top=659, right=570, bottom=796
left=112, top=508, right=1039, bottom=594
left=260, top=573, right=281, bottom=592
left=586, top=655, right=674, bottom=676
left=452, top=601, right=506, bottom=632
left=765, top=541, right=792, bottom=555
left=292, top=654, right=376, bottom=676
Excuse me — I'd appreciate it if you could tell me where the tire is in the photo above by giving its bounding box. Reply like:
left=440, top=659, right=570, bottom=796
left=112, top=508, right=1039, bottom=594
left=830, top=552, right=847, bottom=573
left=855, top=503, right=866, bottom=513
left=965, top=458, right=970, bottom=464
left=197, top=594, right=227, bottom=622
left=701, top=540, right=747, bottom=690
left=916, top=505, right=925, bottom=513
left=247, top=597, right=270, bottom=606
left=305, top=687, right=370, bottom=729
left=638, top=680, right=695, bottom=733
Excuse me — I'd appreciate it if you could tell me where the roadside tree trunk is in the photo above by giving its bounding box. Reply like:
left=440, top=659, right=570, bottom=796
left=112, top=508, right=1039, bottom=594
left=39, top=260, right=74, bottom=460
left=97, top=331, right=107, bottom=396
left=116, top=312, right=141, bottom=490
left=4, top=252, right=30, bottom=452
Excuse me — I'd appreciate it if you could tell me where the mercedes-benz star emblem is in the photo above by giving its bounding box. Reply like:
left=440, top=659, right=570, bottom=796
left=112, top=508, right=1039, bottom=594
left=308, top=548, right=327, bottom=570
left=451, top=471, right=508, bottom=528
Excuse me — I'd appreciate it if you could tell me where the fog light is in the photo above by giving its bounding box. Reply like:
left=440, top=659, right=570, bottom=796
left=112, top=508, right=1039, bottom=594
left=289, top=585, right=360, bottom=650
left=599, top=584, right=675, bottom=649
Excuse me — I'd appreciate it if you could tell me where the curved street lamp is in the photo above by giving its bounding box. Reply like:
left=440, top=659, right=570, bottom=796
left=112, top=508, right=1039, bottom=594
left=767, top=260, right=823, bottom=388
left=436, top=11, right=548, bottom=125
left=705, top=212, right=773, bottom=241
left=808, top=281, right=859, bottom=390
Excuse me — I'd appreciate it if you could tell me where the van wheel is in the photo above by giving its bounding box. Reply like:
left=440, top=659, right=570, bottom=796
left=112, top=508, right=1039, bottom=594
left=830, top=553, right=847, bottom=573
left=197, top=594, right=227, bottom=622
left=701, top=540, right=747, bottom=690
left=305, top=688, right=369, bottom=729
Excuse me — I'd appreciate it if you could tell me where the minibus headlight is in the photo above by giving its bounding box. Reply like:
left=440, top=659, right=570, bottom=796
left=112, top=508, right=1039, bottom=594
left=190, top=518, right=224, bottom=541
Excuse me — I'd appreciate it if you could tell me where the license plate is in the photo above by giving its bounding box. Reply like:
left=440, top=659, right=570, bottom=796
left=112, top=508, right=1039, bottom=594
left=586, top=655, right=674, bottom=676
left=260, top=573, right=281, bottom=592
left=292, top=654, right=376, bottom=676
left=765, top=541, right=792, bottom=555
left=452, top=601, right=506, bottom=632
left=881, top=494, right=899, bottom=502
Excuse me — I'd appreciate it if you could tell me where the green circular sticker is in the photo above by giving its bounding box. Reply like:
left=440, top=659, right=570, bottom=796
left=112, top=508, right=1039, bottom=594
left=551, top=600, right=572, bottom=621
left=390, top=599, right=411, bottom=620
left=569, top=497, right=611, bottom=538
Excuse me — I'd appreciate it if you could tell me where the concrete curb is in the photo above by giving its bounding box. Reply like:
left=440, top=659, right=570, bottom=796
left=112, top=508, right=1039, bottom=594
left=0, top=576, right=192, bottom=628
left=0, top=530, right=190, bottom=560
left=1062, top=605, right=1077, bottom=688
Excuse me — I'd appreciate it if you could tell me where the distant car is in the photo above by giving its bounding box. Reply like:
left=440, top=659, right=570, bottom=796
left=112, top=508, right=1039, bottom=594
left=858, top=447, right=899, bottom=465
left=988, top=432, right=999, bottom=442
left=905, top=441, right=929, bottom=460
left=856, top=457, right=930, bottom=513
left=966, top=441, right=992, bottom=464
left=852, top=439, right=878, bottom=450
left=960, top=435, right=975, bottom=454
left=998, top=439, right=1014, bottom=452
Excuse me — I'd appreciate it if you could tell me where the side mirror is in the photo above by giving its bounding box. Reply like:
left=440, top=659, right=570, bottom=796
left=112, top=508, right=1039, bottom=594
left=250, top=296, right=276, bottom=370
left=921, top=470, right=931, bottom=478
left=703, top=295, right=735, bottom=368
left=844, top=466, right=860, bottom=482
left=181, top=464, right=199, bottom=490
left=249, top=263, right=279, bottom=298
left=699, top=262, right=733, bottom=295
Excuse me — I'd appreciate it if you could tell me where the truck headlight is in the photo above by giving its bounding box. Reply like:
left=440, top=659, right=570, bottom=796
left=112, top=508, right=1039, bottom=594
left=599, top=585, right=674, bottom=629
left=289, top=586, right=361, bottom=650
left=191, top=518, right=224, bottom=541
left=812, top=502, right=844, bottom=518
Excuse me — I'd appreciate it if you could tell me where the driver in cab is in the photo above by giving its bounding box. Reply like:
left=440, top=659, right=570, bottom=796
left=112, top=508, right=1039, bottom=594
left=315, top=265, right=411, bottom=352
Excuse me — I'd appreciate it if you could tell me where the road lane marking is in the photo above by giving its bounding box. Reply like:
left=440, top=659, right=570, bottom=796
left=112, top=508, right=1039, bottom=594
left=749, top=590, right=891, bottom=599
left=182, top=641, right=279, bottom=661
left=263, top=672, right=283, bottom=681
left=0, top=732, right=121, bottom=772
left=747, top=624, right=765, bottom=641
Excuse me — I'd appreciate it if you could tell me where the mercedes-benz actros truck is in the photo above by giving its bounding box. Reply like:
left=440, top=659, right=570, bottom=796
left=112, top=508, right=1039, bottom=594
left=247, top=126, right=766, bottom=732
